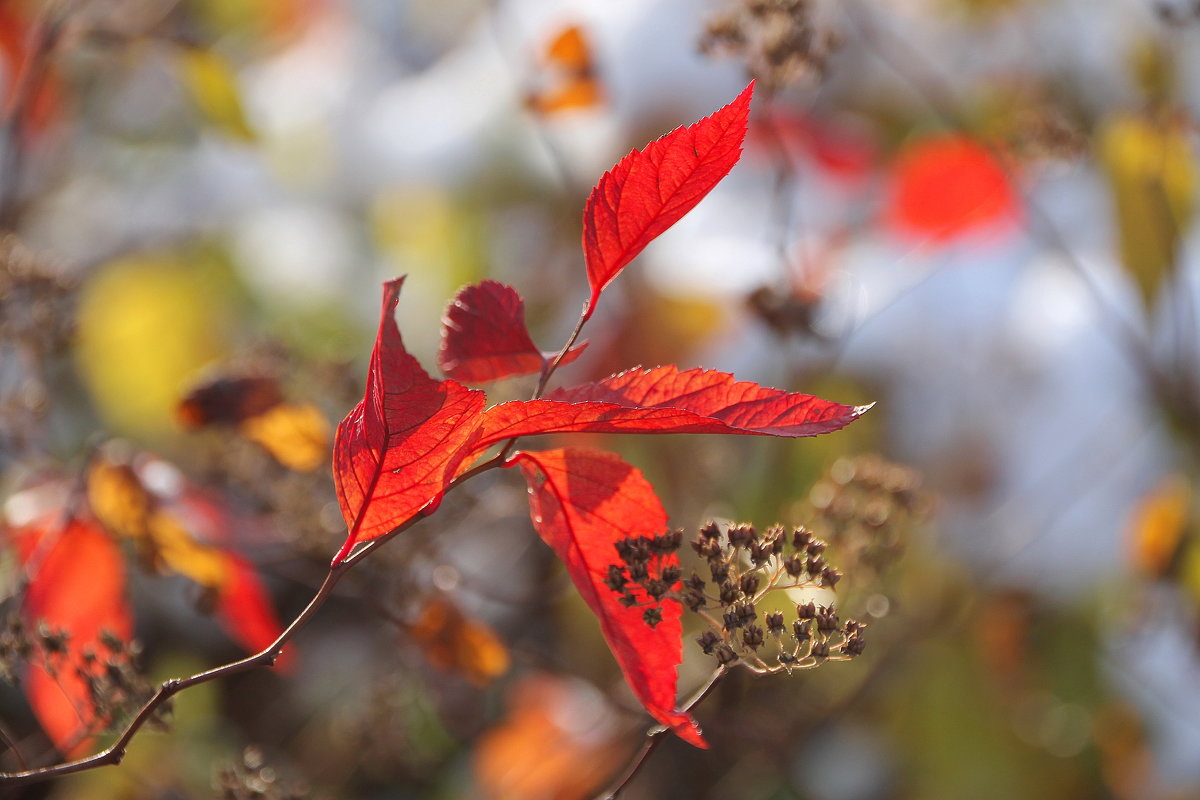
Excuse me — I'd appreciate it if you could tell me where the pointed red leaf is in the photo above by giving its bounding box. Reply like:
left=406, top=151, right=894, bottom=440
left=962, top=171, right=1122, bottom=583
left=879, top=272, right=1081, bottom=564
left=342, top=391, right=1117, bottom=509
left=513, top=447, right=704, bottom=747
left=332, top=278, right=486, bottom=563
left=18, top=518, right=133, bottom=756
left=438, top=280, right=587, bottom=383
left=582, top=82, right=754, bottom=317
left=465, top=366, right=868, bottom=457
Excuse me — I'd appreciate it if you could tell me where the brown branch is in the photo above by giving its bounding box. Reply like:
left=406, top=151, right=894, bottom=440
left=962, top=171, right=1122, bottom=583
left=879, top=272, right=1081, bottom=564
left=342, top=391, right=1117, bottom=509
left=595, top=666, right=728, bottom=800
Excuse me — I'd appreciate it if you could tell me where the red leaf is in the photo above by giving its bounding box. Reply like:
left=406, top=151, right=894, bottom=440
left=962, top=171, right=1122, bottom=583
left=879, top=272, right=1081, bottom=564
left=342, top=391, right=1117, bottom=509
left=217, top=553, right=292, bottom=669
left=582, top=82, right=754, bottom=317
left=438, top=280, right=587, bottom=383
left=467, top=366, right=868, bottom=455
left=19, top=518, right=133, bottom=756
left=332, top=278, right=486, bottom=563
left=885, top=134, right=1018, bottom=240
left=513, top=447, right=704, bottom=747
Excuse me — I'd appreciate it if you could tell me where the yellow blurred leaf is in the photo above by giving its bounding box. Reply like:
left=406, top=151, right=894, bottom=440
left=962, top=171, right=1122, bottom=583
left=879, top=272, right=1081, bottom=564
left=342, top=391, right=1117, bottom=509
left=238, top=402, right=331, bottom=472
left=87, top=452, right=229, bottom=588
left=87, top=459, right=153, bottom=542
left=146, top=510, right=230, bottom=589
left=178, top=46, right=256, bottom=141
left=76, top=254, right=228, bottom=439
left=409, top=598, right=510, bottom=686
left=1127, top=475, right=1190, bottom=577
left=1099, top=114, right=1196, bottom=310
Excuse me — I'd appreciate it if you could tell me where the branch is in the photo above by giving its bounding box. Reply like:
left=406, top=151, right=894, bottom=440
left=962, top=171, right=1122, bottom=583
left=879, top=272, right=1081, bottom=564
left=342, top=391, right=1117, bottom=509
left=595, top=666, right=728, bottom=800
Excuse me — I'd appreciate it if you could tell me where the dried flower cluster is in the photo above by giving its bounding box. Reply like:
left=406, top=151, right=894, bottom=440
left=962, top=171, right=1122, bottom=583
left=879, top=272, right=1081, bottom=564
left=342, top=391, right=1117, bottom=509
left=607, top=521, right=864, bottom=674
left=805, top=455, right=929, bottom=580
left=700, top=0, right=836, bottom=91
left=605, top=529, right=684, bottom=629
left=39, top=630, right=164, bottom=742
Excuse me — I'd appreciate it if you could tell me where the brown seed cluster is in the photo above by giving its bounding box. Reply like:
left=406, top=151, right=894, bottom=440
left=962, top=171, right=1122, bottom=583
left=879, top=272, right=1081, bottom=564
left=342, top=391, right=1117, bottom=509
left=700, top=0, right=837, bottom=91
left=606, top=530, right=685, bottom=629
left=684, top=521, right=864, bottom=672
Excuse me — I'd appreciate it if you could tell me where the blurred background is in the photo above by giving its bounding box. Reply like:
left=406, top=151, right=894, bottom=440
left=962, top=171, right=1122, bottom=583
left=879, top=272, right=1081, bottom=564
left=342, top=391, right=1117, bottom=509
left=2, top=0, right=1200, bottom=797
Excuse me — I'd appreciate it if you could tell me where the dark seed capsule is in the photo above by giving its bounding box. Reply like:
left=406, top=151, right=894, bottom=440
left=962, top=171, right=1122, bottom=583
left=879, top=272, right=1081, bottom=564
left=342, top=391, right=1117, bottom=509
left=791, top=527, right=812, bottom=550
left=684, top=573, right=706, bottom=591
left=739, top=573, right=760, bottom=597
left=797, top=601, right=817, bottom=620
left=820, top=567, right=842, bottom=588
left=792, top=619, right=812, bottom=641
left=736, top=603, right=757, bottom=626
left=765, top=612, right=785, bottom=634
left=811, top=640, right=830, bottom=660
left=660, top=565, right=682, bottom=586
left=742, top=624, right=764, bottom=650
left=784, top=554, right=805, bottom=577
left=696, top=630, right=721, bottom=655
left=719, top=581, right=739, bottom=605
left=710, top=561, right=731, bottom=582
left=604, top=565, right=628, bottom=592
left=715, top=644, right=738, bottom=665
left=698, top=521, right=722, bottom=540
left=643, top=607, right=663, bottom=628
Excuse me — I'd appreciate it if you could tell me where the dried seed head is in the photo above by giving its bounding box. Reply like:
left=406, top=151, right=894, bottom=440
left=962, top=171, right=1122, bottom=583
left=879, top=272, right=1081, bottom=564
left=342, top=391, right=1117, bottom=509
left=697, top=630, right=721, bottom=655
left=792, top=526, right=812, bottom=550
left=739, top=573, right=760, bottom=597
left=643, top=607, right=663, bottom=628
left=784, top=554, right=805, bottom=577
left=742, top=624, right=764, bottom=650
left=698, top=520, right=722, bottom=540
left=727, top=523, right=756, bottom=548
left=797, top=601, right=816, bottom=620
left=765, top=611, right=785, bottom=634
left=811, top=640, right=830, bottom=660
left=660, top=565, right=682, bottom=586
left=792, top=619, right=812, bottom=641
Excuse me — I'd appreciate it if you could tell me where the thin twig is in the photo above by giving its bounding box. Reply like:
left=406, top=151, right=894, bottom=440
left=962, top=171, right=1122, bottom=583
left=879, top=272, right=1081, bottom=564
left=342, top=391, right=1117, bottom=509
left=596, top=666, right=728, bottom=800
left=0, top=723, right=29, bottom=772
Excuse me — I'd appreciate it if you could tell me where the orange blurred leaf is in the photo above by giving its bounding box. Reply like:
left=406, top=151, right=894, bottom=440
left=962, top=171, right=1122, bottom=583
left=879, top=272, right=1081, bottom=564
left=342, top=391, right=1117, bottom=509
left=527, top=24, right=604, bottom=115
left=474, top=674, right=627, bottom=800
left=1127, top=475, right=1190, bottom=577
left=408, top=597, right=509, bottom=686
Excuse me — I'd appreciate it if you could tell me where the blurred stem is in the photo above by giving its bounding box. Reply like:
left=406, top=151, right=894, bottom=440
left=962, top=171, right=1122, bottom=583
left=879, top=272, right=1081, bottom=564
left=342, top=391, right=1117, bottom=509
left=597, top=666, right=728, bottom=800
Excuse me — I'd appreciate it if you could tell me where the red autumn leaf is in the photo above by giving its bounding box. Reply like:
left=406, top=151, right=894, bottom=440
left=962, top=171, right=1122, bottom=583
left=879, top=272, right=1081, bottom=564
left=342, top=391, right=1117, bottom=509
left=885, top=133, right=1019, bottom=240
left=217, top=553, right=292, bottom=669
left=332, top=278, right=486, bottom=563
left=512, top=447, right=704, bottom=747
left=582, top=82, right=754, bottom=318
left=438, top=280, right=587, bottom=384
left=18, top=518, right=133, bottom=756
left=464, top=366, right=868, bottom=457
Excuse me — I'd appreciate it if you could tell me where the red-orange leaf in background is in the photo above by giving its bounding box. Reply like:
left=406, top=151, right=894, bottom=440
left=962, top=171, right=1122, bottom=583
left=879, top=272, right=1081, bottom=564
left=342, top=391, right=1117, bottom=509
left=885, top=133, right=1018, bottom=241
left=332, top=278, right=486, bottom=563
left=218, top=554, right=292, bottom=668
left=17, top=518, right=132, bottom=756
left=582, top=81, right=754, bottom=318
left=463, top=366, right=868, bottom=460
left=513, top=447, right=703, bottom=747
left=438, top=280, right=587, bottom=384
